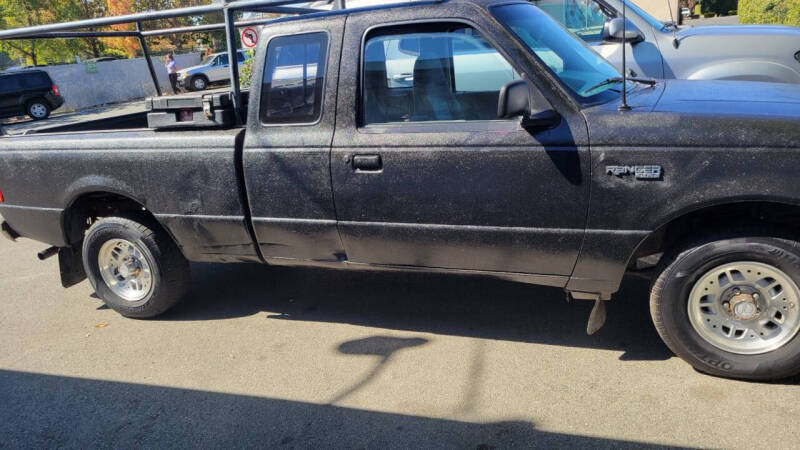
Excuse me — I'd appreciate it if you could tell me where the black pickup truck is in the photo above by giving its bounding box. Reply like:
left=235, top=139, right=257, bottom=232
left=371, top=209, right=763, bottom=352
left=2, top=0, right=800, bottom=380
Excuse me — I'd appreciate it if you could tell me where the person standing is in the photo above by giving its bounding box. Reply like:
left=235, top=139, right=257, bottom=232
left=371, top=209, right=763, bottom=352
left=165, top=53, right=179, bottom=94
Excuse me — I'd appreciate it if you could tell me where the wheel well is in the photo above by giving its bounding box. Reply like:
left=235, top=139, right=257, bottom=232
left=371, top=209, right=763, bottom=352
left=26, top=97, right=47, bottom=108
left=631, top=201, right=800, bottom=267
left=63, top=192, right=167, bottom=246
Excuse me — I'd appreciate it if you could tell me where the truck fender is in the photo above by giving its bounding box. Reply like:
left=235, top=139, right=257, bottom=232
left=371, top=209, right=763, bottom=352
left=61, top=175, right=144, bottom=211
left=687, top=60, right=800, bottom=84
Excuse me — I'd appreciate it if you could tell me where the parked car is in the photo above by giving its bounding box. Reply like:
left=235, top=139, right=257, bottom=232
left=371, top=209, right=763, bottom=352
left=176, top=50, right=250, bottom=91
left=681, top=7, right=691, bottom=18
left=2, top=0, right=800, bottom=381
left=0, top=70, right=64, bottom=120
left=84, top=56, right=120, bottom=63
left=533, top=0, right=800, bottom=84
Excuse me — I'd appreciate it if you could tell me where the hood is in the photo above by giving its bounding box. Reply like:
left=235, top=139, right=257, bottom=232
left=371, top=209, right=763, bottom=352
left=582, top=79, right=800, bottom=148
left=678, top=24, right=800, bottom=39
left=654, top=79, right=800, bottom=118
left=177, top=63, right=209, bottom=75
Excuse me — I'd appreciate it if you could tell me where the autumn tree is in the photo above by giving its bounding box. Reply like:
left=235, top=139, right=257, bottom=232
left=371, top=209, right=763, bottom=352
left=104, top=0, right=140, bottom=57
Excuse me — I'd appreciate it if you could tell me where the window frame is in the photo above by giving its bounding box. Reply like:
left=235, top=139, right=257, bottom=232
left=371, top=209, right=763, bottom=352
left=258, top=30, right=331, bottom=127
left=358, top=18, right=527, bottom=130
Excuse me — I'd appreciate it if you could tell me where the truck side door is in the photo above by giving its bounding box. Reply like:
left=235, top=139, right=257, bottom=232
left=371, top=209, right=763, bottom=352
left=210, top=54, right=229, bottom=82
left=242, top=16, right=346, bottom=263
left=331, top=9, right=591, bottom=280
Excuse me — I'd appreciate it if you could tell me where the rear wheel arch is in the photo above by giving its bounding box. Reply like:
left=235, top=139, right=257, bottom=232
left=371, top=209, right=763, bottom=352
left=61, top=191, right=184, bottom=258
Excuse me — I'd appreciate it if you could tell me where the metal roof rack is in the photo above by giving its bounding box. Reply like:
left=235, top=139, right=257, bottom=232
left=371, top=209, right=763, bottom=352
left=0, top=0, right=353, bottom=125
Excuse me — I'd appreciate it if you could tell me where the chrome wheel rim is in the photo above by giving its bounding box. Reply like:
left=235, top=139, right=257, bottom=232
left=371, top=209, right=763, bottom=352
left=98, top=239, right=153, bottom=302
left=30, top=103, right=47, bottom=118
left=688, top=261, right=800, bottom=355
left=193, top=78, right=206, bottom=90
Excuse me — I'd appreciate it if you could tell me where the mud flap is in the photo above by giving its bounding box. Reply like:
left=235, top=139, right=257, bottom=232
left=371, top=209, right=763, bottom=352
left=58, top=246, right=86, bottom=288
left=586, top=299, right=607, bottom=335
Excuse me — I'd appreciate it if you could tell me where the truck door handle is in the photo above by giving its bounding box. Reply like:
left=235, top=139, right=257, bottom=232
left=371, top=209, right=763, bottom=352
left=352, top=154, right=382, bottom=172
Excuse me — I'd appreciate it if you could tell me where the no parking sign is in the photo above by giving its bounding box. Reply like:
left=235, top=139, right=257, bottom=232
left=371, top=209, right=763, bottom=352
left=240, top=27, right=259, bottom=48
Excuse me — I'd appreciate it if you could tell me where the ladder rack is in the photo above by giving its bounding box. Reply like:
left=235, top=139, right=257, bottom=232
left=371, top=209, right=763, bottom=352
left=0, top=0, right=353, bottom=125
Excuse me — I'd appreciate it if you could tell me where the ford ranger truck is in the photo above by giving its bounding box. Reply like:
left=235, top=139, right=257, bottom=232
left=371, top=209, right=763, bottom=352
left=2, top=0, right=800, bottom=380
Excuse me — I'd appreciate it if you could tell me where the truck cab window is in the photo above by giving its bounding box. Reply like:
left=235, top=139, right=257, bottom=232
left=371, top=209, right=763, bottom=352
left=362, top=25, right=519, bottom=125
left=261, top=32, right=328, bottom=124
left=532, top=0, right=611, bottom=42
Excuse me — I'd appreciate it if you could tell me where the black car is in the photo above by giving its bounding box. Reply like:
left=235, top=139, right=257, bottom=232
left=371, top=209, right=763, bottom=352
left=0, top=70, right=64, bottom=120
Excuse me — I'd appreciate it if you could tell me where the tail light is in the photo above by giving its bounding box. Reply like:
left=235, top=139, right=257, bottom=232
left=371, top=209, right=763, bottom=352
left=52, top=84, right=59, bottom=96
left=0, top=187, right=4, bottom=203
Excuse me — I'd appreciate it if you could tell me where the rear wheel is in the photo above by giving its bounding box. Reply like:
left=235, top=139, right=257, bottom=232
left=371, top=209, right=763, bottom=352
left=190, top=75, right=208, bottom=91
left=27, top=100, right=50, bottom=120
left=82, top=216, right=190, bottom=318
left=651, top=233, right=800, bottom=380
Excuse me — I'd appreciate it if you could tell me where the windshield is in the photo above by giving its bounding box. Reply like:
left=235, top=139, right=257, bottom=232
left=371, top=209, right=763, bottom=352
left=201, top=55, right=217, bottom=65
left=492, top=3, right=621, bottom=99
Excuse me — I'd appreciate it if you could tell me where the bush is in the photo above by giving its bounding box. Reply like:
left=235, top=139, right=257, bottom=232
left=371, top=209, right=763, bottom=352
left=701, top=0, right=738, bottom=15
left=239, top=49, right=256, bottom=89
left=739, top=0, right=800, bottom=26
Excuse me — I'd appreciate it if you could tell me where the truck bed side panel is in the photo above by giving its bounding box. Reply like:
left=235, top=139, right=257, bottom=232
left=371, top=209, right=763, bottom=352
left=0, top=129, right=259, bottom=263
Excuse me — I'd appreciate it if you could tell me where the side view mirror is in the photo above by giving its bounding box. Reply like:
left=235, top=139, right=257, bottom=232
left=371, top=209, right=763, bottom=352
left=497, top=79, right=560, bottom=130
left=602, top=18, right=645, bottom=44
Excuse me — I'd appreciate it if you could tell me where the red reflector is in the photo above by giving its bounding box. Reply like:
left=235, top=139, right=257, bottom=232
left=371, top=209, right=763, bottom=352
left=52, top=84, right=59, bottom=96
left=0, top=188, right=4, bottom=203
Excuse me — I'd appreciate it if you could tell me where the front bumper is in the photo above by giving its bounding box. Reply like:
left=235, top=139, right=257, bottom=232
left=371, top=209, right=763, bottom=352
left=1, top=221, right=20, bottom=242
left=176, top=76, right=190, bottom=89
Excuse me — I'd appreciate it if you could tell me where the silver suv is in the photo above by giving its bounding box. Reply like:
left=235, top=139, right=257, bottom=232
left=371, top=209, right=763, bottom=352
left=534, top=0, right=800, bottom=84
left=177, top=50, right=250, bottom=91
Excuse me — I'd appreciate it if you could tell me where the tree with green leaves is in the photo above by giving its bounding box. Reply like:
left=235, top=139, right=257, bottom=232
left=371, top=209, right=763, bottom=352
left=0, top=0, right=124, bottom=66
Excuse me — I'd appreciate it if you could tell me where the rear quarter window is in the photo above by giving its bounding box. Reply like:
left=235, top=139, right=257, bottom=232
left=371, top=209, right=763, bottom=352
left=21, top=72, right=50, bottom=88
left=260, top=32, right=329, bottom=125
left=0, top=75, right=23, bottom=92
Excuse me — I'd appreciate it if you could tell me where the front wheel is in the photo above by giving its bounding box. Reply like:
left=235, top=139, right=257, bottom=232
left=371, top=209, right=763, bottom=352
left=651, top=234, right=800, bottom=380
left=190, top=76, right=208, bottom=91
left=82, top=216, right=190, bottom=318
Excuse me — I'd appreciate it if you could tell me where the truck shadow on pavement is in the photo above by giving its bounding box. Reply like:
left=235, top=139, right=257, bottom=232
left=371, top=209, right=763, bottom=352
left=163, top=263, right=672, bottom=362
left=0, top=369, right=687, bottom=449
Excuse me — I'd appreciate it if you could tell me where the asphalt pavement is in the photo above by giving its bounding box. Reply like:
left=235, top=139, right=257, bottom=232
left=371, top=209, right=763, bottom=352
left=684, top=15, right=740, bottom=26
left=1, top=232, right=799, bottom=449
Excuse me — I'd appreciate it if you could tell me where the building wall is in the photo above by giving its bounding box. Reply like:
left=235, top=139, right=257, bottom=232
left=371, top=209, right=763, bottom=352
left=40, top=52, right=201, bottom=112
left=634, top=0, right=681, bottom=22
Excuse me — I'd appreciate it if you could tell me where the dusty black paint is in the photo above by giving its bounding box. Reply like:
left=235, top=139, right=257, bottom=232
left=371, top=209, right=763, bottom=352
left=1, top=0, right=799, bottom=300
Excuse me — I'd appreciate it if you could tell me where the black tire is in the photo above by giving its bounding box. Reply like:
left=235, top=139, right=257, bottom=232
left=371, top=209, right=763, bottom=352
left=190, top=75, right=208, bottom=91
left=651, top=232, right=800, bottom=380
left=82, top=215, right=190, bottom=318
left=27, top=99, right=51, bottom=120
